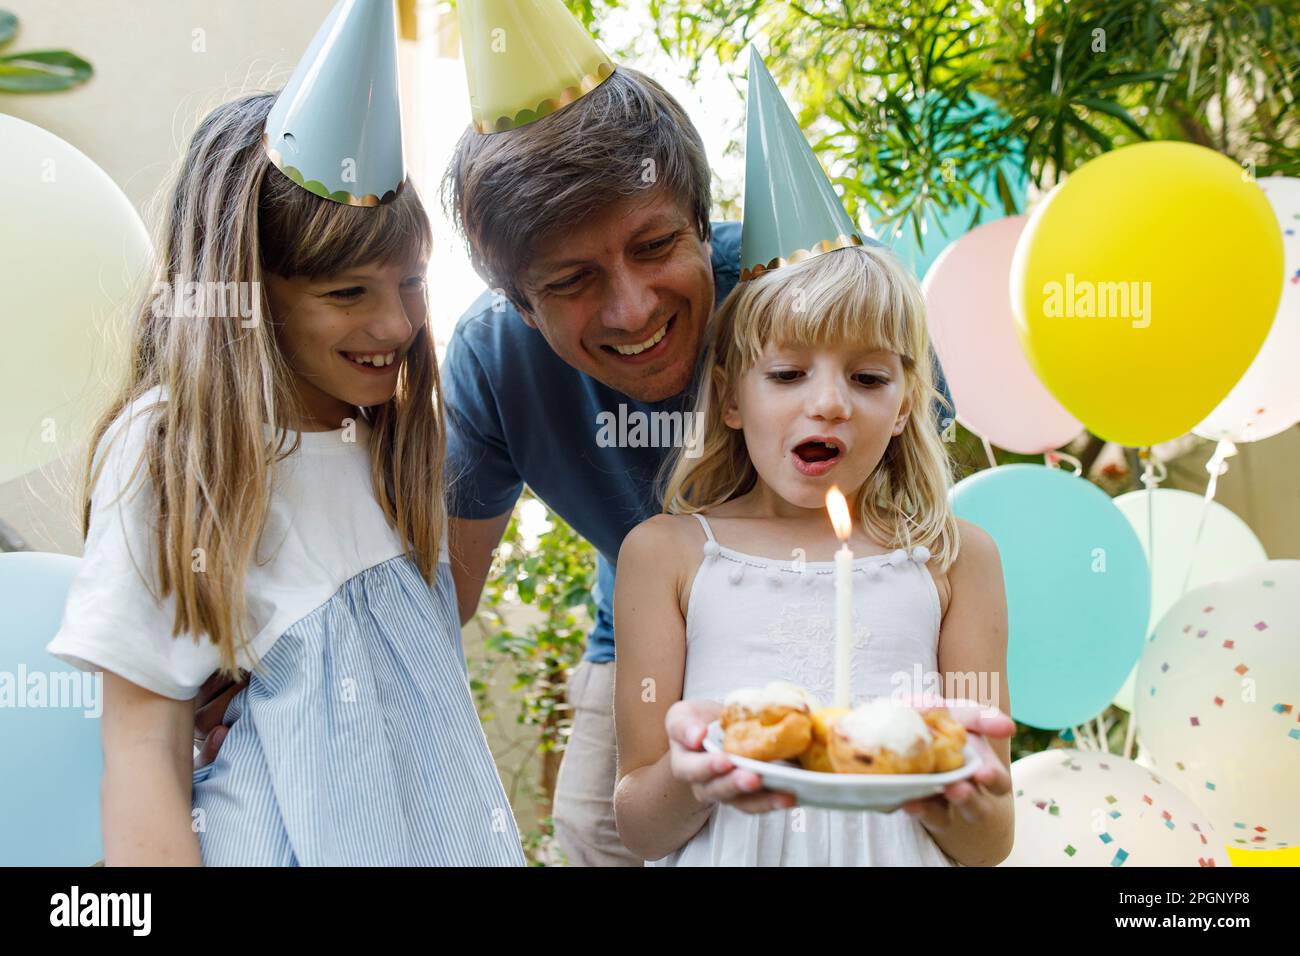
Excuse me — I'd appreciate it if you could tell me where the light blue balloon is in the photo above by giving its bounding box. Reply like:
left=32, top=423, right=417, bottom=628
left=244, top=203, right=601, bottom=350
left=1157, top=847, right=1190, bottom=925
left=950, top=465, right=1150, bottom=730
left=882, top=91, right=1030, bottom=282
left=0, top=552, right=103, bottom=865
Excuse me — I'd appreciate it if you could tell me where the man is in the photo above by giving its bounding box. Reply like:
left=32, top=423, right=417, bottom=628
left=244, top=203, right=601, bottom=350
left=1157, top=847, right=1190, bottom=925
left=439, top=8, right=955, bottom=865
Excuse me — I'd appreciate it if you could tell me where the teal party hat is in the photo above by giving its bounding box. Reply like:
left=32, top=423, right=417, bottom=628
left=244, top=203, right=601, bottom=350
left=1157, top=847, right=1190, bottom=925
left=740, top=47, right=866, bottom=280
left=264, top=0, right=405, bottom=206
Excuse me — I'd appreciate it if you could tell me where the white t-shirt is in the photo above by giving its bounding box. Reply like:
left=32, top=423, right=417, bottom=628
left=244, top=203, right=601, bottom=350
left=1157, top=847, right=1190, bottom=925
left=47, top=386, right=433, bottom=700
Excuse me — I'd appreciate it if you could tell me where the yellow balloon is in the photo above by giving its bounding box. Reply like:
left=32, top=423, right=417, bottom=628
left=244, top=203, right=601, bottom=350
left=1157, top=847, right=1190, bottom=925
left=1225, top=845, right=1300, bottom=867
left=1011, top=142, right=1283, bottom=447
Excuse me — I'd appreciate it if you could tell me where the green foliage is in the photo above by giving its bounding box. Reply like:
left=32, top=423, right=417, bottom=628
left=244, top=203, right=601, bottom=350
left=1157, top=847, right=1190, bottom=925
left=473, top=489, right=595, bottom=864
left=0, top=10, right=93, bottom=94
left=626, top=0, right=1299, bottom=251
left=475, top=489, right=596, bottom=752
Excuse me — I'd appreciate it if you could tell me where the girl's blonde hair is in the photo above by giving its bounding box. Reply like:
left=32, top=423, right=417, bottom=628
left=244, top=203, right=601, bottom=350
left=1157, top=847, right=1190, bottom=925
left=661, top=243, right=960, bottom=571
left=81, top=92, right=444, bottom=675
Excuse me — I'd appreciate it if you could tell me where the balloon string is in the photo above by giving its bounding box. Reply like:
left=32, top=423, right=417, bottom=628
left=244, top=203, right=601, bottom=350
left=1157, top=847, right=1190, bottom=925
left=1179, top=440, right=1237, bottom=598
left=1123, top=711, right=1137, bottom=761
left=1072, top=723, right=1101, bottom=751
left=1139, top=448, right=1159, bottom=604
left=1131, top=447, right=1161, bottom=764
left=1084, top=722, right=1101, bottom=751
left=983, top=437, right=998, bottom=470
left=1096, top=716, right=1110, bottom=754
left=1044, top=449, right=1083, bottom=475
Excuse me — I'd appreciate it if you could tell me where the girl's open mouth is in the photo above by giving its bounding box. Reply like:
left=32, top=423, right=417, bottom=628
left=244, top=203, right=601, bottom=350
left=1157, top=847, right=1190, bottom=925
left=792, top=439, right=843, bottom=477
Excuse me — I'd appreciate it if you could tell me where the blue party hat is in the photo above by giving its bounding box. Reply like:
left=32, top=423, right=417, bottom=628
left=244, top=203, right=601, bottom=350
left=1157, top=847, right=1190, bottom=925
left=264, top=0, right=405, bottom=206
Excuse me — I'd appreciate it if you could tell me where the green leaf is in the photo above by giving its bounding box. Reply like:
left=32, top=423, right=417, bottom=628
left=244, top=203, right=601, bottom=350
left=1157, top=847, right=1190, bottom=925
left=1076, top=96, right=1149, bottom=139
left=994, top=166, right=1019, bottom=217
left=0, top=49, right=92, bottom=92
left=0, top=10, right=17, bottom=49
left=1066, top=112, right=1114, bottom=152
left=1088, top=69, right=1175, bottom=93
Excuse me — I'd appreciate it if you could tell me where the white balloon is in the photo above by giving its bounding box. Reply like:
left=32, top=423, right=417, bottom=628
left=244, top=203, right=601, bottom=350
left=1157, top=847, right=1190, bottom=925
left=1001, top=748, right=1231, bottom=867
left=1111, top=489, right=1268, bottom=711
left=1195, top=177, right=1300, bottom=443
left=0, top=114, right=151, bottom=483
left=1135, top=560, right=1300, bottom=850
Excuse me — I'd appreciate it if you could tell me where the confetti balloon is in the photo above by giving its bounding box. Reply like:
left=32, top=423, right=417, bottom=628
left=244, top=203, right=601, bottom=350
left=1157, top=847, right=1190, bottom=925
left=1135, top=560, right=1300, bottom=850
left=1010, top=142, right=1283, bottom=446
left=1195, top=176, right=1300, bottom=443
left=1002, top=748, right=1230, bottom=867
left=1110, top=489, right=1268, bottom=712
left=950, top=464, right=1150, bottom=729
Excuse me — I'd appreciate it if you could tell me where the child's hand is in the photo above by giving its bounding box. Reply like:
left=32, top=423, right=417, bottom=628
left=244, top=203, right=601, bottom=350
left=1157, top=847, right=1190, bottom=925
left=899, top=698, right=1014, bottom=832
left=665, top=699, right=798, bottom=814
left=194, top=671, right=248, bottom=768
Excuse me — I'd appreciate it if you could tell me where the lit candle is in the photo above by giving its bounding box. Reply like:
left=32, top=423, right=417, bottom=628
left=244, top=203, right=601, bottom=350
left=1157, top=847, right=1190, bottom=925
left=826, top=486, right=853, bottom=709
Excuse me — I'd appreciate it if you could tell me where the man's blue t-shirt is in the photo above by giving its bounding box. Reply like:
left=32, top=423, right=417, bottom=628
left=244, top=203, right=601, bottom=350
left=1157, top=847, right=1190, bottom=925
left=441, top=222, right=954, bottom=662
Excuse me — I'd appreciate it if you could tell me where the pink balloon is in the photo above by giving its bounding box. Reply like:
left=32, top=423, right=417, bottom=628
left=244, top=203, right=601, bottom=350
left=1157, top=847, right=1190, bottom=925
left=923, top=216, right=1083, bottom=454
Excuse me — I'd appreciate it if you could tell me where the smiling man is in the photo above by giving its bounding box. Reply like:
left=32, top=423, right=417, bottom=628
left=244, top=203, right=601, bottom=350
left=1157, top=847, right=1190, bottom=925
left=441, top=4, right=953, bottom=866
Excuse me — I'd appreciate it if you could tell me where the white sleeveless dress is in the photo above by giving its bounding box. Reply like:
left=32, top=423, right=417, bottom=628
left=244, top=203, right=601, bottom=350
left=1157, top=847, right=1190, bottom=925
left=645, top=514, right=960, bottom=867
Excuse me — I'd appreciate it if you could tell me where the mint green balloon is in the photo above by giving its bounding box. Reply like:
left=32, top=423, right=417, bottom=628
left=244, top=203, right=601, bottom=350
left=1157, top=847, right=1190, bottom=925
left=0, top=552, right=103, bottom=865
left=950, top=464, right=1150, bottom=729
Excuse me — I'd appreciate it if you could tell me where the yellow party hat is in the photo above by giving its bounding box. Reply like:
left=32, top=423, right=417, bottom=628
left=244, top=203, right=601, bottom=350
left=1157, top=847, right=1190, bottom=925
left=459, top=0, right=615, bottom=134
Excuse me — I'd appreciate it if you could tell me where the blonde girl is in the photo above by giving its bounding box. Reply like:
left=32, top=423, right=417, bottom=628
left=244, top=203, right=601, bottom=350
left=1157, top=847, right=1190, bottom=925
left=612, top=243, right=1015, bottom=867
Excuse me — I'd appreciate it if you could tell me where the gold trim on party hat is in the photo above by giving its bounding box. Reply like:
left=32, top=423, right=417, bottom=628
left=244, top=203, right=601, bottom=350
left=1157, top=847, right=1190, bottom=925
left=739, top=234, right=866, bottom=282
left=263, top=135, right=405, bottom=208
left=460, top=0, right=616, bottom=135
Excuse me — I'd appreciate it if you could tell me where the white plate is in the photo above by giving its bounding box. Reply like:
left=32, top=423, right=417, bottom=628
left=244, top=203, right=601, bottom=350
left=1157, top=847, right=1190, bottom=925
left=702, top=720, right=982, bottom=812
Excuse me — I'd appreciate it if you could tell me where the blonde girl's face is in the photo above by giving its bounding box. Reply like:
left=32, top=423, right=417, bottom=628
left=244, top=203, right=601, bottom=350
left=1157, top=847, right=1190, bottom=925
left=265, top=258, right=429, bottom=429
left=723, top=341, right=912, bottom=512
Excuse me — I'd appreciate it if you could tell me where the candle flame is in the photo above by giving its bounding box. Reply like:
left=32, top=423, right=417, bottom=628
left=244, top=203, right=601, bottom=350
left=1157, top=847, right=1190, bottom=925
left=825, top=486, right=852, bottom=541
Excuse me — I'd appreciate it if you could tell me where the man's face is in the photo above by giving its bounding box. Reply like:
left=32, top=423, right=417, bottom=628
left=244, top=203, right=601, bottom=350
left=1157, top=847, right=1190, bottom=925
left=515, top=190, right=714, bottom=403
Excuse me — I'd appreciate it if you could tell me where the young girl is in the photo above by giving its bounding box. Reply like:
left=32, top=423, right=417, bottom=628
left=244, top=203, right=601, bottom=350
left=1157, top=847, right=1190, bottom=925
left=612, top=242, right=1014, bottom=867
left=46, top=93, right=523, bottom=866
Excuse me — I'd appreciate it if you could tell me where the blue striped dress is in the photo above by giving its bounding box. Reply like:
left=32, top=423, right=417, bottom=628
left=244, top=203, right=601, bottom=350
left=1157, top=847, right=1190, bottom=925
left=191, top=557, right=523, bottom=866
left=48, top=388, right=524, bottom=866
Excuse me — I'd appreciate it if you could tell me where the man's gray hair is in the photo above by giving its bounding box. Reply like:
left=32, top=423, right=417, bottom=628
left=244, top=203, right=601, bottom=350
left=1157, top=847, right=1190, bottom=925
left=442, top=66, right=713, bottom=311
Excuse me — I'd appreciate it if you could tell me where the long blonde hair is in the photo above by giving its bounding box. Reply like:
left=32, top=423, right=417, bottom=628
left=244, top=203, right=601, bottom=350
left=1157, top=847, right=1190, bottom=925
left=81, top=92, right=444, bottom=675
left=661, top=243, right=960, bottom=571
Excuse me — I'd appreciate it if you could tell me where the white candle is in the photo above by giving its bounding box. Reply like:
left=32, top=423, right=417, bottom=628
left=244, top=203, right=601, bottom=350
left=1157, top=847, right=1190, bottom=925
left=826, top=486, right=854, bottom=709
left=834, top=540, right=853, bottom=709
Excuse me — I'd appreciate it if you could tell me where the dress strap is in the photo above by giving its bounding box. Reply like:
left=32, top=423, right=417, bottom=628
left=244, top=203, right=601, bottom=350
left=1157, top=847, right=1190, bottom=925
left=691, top=512, right=717, bottom=543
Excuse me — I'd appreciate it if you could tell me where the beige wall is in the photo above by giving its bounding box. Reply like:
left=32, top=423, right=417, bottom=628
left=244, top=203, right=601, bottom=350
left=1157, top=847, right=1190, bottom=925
left=0, top=0, right=335, bottom=213
left=1179, top=429, right=1300, bottom=560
